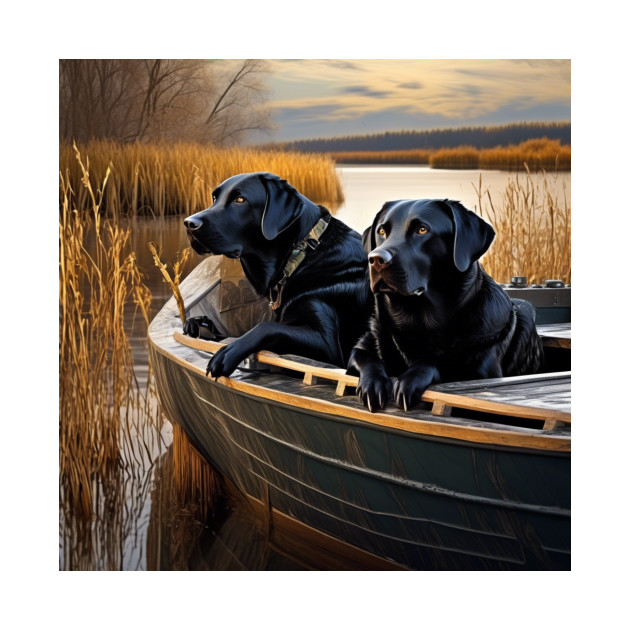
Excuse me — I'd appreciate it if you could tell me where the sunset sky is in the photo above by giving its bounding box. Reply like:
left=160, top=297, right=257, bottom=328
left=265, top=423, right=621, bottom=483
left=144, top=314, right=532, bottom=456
left=259, top=59, right=570, bottom=142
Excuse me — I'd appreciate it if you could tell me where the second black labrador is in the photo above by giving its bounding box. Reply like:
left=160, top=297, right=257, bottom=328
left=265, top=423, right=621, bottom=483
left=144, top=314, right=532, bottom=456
left=347, top=198, right=543, bottom=412
left=184, top=172, right=371, bottom=378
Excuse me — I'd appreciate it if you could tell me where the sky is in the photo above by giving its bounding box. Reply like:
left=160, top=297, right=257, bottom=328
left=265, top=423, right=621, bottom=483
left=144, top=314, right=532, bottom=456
left=257, top=59, right=570, bottom=142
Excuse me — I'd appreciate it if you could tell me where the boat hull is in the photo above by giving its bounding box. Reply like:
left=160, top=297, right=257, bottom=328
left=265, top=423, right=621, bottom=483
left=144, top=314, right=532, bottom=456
left=150, top=343, right=570, bottom=570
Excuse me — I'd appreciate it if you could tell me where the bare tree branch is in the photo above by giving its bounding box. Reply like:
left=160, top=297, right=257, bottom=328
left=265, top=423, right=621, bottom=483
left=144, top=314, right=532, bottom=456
left=59, top=59, right=271, bottom=145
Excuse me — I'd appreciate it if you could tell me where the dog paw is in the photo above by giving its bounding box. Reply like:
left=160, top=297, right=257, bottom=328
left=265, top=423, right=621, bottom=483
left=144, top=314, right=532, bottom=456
left=393, top=365, right=439, bottom=411
left=184, top=316, right=223, bottom=341
left=206, top=342, right=247, bottom=378
left=183, top=317, right=201, bottom=337
left=356, top=371, right=392, bottom=413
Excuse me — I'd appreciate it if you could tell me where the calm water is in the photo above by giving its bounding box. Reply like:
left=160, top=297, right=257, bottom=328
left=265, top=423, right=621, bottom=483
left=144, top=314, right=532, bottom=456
left=59, top=165, right=571, bottom=570
left=336, top=165, right=570, bottom=233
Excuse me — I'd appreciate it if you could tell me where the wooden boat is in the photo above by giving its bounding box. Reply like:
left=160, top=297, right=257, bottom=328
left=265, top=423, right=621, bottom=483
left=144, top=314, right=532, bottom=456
left=148, top=255, right=571, bottom=570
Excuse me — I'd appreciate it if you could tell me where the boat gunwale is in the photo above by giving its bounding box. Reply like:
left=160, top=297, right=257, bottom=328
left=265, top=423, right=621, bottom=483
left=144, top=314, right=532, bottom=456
left=175, top=331, right=571, bottom=425
left=149, top=326, right=571, bottom=453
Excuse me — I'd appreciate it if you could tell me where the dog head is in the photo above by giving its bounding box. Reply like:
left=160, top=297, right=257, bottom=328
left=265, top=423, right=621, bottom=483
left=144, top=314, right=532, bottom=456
left=362, top=199, right=495, bottom=296
left=184, top=172, right=319, bottom=258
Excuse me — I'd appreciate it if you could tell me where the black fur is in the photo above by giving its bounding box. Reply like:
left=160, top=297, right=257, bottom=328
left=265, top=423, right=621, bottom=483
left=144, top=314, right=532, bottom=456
left=184, top=172, right=371, bottom=378
left=347, top=198, right=543, bottom=412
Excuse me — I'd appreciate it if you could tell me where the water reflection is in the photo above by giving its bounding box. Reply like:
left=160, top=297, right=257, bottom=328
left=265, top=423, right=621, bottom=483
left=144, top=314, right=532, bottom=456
left=147, top=445, right=306, bottom=571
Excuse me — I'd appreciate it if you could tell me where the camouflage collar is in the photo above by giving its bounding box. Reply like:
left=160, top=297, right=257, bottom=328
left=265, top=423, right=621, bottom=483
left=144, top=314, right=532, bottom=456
left=268, top=214, right=331, bottom=310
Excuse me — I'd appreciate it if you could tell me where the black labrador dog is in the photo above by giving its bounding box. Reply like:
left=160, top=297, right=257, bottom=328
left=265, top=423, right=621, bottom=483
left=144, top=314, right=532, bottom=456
left=184, top=172, right=371, bottom=378
left=347, top=198, right=543, bottom=412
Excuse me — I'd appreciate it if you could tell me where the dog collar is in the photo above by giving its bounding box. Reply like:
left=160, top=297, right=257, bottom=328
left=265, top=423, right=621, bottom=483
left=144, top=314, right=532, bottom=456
left=268, top=213, right=331, bottom=310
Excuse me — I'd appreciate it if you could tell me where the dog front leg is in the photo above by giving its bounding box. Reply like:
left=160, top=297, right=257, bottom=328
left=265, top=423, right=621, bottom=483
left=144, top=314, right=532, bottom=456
left=347, top=344, right=392, bottom=413
left=206, top=320, right=338, bottom=378
left=393, top=363, right=440, bottom=412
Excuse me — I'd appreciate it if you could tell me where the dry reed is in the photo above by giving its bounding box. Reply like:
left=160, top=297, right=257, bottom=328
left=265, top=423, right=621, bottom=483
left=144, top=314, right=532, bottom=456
left=60, top=140, right=345, bottom=217
left=60, top=146, right=227, bottom=568
left=148, top=242, right=190, bottom=324
left=430, top=138, right=571, bottom=171
left=479, top=138, right=571, bottom=171
left=59, top=146, right=158, bottom=518
left=429, top=145, right=480, bottom=169
left=331, top=149, right=432, bottom=164
left=170, top=425, right=222, bottom=523
left=475, top=168, right=571, bottom=284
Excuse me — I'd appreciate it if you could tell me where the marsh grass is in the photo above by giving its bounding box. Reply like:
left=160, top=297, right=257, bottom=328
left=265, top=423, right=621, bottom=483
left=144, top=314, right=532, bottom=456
left=431, top=138, right=570, bottom=171
left=59, top=146, right=227, bottom=568
left=479, top=138, right=571, bottom=171
left=330, top=138, right=570, bottom=171
left=332, top=149, right=432, bottom=164
left=60, top=140, right=345, bottom=217
left=59, top=146, right=166, bottom=568
left=429, top=145, right=480, bottom=169
left=475, top=167, right=571, bottom=284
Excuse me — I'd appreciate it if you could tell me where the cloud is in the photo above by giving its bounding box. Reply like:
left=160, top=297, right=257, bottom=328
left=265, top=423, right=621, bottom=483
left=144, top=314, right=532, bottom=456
left=340, top=85, right=393, bottom=98
left=273, top=103, right=347, bottom=124
left=262, top=59, right=570, bottom=141
left=322, top=60, right=363, bottom=71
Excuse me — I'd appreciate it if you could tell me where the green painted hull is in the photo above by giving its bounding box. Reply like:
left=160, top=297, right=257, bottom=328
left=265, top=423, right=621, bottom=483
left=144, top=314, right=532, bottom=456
left=150, top=346, right=570, bottom=571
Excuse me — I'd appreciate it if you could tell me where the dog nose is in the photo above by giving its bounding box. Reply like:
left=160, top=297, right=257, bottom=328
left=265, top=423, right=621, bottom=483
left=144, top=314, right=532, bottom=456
left=184, top=216, right=203, bottom=231
left=368, top=248, right=392, bottom=271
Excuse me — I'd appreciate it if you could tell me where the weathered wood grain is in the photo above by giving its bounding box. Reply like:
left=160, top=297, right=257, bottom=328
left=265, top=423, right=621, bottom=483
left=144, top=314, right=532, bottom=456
left=173, top=332, right=571, bottom=426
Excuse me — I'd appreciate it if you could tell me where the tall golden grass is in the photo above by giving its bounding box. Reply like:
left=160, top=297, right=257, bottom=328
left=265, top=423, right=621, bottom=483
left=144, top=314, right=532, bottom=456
left=475, top=168, right=571, bottom=284
left=60, top=140, right=344, bottom=217
left=430, top=138, right=571, bottom=171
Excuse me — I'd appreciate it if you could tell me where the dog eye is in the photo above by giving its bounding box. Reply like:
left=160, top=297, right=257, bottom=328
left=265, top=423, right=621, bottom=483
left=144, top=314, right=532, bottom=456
left=235, top=196, right=245, bottom=203
left=417, top=226, right=428, bottom=235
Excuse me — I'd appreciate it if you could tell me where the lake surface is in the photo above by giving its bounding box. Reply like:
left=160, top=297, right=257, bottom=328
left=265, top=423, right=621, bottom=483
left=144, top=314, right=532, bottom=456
left=59, top=165, right=571, bottom=570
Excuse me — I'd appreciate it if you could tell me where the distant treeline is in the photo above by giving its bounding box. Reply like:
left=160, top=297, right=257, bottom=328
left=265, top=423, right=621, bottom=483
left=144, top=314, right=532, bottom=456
left=272, top=122, right=571, bottom=153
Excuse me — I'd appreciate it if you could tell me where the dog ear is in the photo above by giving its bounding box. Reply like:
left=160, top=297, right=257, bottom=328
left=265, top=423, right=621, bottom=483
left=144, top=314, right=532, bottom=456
left=259, top=174, right=308, bottom=240
left=363, top=202, right=395, bottom=253
left=361, top=226, right=372, bottom=253
left=443, top=200, right=495, bottom=272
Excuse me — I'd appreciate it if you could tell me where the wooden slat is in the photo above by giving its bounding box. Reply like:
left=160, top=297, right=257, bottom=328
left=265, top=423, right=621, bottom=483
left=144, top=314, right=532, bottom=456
left=422, top=387, right=570, bottom=424
left=173, top=332, right=571, bottom=424
left=426, top=372, right=571, bottom=423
